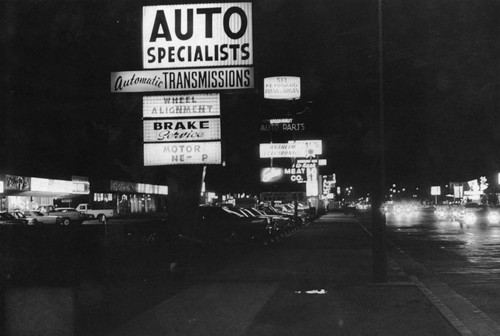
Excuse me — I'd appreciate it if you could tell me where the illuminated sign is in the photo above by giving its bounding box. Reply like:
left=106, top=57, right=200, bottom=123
left=306, top=166, right=319, bottom=197
left=289, top=140, right=322, bottom=156
left=142, top=3, right=253, bottom=69
left=297, top=159, right=327, bottom=166
left=260, top=121, right=306, bottom=132
left=323, top=180, right=335, bottom=196
left=72, top=182, right=90, bottom=194
left=110, top=180, right=137, bottom=193
left=5, top=175, right=30, bottom=191
left=143, top=94, right=220, bottom=118
left=137, top=183, right=169, bottom=195
left=431, top=186, right=441, bottom=196
left=111, top=68, right=254, bottom=93
left=110, top=180, right=168, bottom=195
left=31, top=178, right=74, bottom=194
left=264, top=76, right=301, bottom=100
left=259, top=143, right=307, bottom=158
left=260, top=167, right=284, bottom=183
left=143, top=118, right=221, bottom=142
left=293, top=162, right=316, bottom=169
left=0, top=181, right=3, bottom=193
left=260, top=192, right=306, bottom=202
left=284, top=167, right=307, bottom=183
left=144, top=142, right=222, bottom=165
left=453, top=185, right=464, bottom=198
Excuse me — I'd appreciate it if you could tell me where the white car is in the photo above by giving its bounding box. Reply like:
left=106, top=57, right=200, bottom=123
left=23, top=210, right=64, bottom=225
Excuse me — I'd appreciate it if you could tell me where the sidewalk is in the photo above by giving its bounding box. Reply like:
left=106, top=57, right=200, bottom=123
left=106, top=212, right=461, bottom=336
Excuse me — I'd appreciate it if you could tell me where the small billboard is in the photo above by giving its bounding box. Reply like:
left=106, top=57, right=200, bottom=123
left=431, top=186, right=441, bottom=196
left=264, top=76, right=301, bottom=100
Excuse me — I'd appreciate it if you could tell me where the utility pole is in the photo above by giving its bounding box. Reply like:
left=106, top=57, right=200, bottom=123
left=372, top=0, right=388, bottom=283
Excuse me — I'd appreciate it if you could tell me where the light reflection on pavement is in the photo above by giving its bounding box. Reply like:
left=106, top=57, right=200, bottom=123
left=384, top=208, right=500, bottom=324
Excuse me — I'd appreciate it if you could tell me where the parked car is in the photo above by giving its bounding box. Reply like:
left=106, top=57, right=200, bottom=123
left=23, top=210, right=64, bottom=225
left=241, top=207, right=292, bottom=238
left=197, top=205, right=273, bottom=244
left=276, top=203, right=312, bottom=223
left=0, top=211, right=29, bottom=225
left=11, top=211, right=40, bottom=226
left=75, top=203, right=116, bottom=222
left=258, top=204, right=305, bottom=229
left=36, top=205, right=88, bottom=226
left=56, top=207, right=94, bottom=222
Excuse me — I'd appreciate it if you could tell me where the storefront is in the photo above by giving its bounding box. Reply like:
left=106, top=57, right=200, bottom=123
left=0, top=174, right=168, bottom=215
left=0, top=174, right=90, bottom=212
left=90, top=180, right=169, bottom=215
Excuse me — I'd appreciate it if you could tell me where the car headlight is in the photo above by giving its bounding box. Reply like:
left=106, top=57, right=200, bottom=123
left=464, top=213, right=477, bottom=225
left=487, top=211, right=500, bottom=224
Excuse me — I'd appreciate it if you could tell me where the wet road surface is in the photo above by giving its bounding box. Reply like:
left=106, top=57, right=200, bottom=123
left=381, top=208, right=500, bottom=328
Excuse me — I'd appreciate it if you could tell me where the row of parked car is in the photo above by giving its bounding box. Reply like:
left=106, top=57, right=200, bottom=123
left=194, top=203, right=312, bottom=245
left=0, top=207, right=94, bottom=227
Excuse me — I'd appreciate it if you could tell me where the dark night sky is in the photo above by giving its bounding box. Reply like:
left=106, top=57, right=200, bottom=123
left=2, top=0, right=500, bottom=196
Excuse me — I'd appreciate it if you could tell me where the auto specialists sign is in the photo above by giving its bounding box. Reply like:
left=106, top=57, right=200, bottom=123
left=143, top=118, right=221, bottom=142
left=144, top=142, right=222, bottom=165
left=143, top=94, right=220, bottom=118
left=111, top=68, right=254, bottom=92
left=143, top=3, right=253, bottom=69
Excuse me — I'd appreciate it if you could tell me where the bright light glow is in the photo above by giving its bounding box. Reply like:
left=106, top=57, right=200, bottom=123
left=31, top=178, right=73, bottom=193
left=431, top=186, right=441, bottom=196
left=487, top=211, right=500, bottom=225
left=295, top=289, right=327, bottom=295
left=261, top=167, right=284, bottom=183
left=269, top=118, right=293, bottom=124
left=464, top=213, right=477, bottom=225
